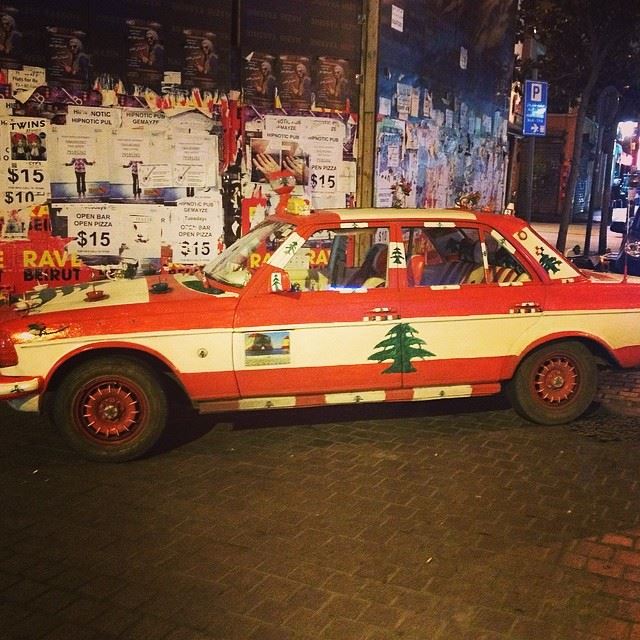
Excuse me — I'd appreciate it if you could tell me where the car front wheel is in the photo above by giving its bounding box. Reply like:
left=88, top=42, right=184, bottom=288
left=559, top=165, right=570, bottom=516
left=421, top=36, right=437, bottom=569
left=53, top=355, right=167, bottom=462
left=507, top=341, right=597, bottom=425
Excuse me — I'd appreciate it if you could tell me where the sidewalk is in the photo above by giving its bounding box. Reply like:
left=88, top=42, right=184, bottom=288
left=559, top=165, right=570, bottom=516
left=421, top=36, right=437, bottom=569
left=531, top=220, right=622, bottom=257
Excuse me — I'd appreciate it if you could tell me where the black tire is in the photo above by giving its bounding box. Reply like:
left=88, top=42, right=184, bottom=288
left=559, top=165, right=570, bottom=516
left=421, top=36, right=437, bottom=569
left=53, top=355, right=167, bottom=462
left=506, top=341, right=597, bottom=425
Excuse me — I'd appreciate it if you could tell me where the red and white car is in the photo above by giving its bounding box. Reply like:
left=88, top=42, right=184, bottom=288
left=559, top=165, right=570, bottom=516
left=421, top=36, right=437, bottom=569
left=1, top=205, right=639, bottom=461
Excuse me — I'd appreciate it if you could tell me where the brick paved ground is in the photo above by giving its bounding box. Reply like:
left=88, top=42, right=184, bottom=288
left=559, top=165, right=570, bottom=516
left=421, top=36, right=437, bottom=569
left=2, top=382, right=640, bottom=640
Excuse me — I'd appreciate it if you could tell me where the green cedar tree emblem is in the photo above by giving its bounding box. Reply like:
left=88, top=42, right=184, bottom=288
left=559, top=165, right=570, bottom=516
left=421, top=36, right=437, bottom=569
left=535, top=246, right=561, bottom=273
left=391, top=246, right=404, bottom=265
left=284, top=240, right=300, bottom=255
left=368, top=322, right=435, bottom=373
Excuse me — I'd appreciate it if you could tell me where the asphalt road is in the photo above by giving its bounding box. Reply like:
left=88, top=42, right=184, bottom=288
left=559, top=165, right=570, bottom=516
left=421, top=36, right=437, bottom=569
left=2, top=396, right=640, bottom=639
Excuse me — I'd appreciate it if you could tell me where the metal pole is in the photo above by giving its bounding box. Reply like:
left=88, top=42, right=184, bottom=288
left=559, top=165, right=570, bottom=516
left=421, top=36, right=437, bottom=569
left=520, top=68, right=537, bottom=223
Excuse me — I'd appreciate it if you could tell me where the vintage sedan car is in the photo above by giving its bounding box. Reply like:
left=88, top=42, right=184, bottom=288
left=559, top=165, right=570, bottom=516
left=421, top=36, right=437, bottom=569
left=2, top=205, right=640, bottom=461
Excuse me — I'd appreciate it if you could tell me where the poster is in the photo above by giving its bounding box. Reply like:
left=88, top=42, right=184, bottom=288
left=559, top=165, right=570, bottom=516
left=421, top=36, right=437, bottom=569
left=63, top=202, right=161, bottom=275
left=243, top=52, right=277, bottom=107
left=278, top=55, right=312, bottom=110
left=1, top=116, right=50, bottom=220
left=126, top=19, right=165, bottom=88
left=0, top=6, right=23, bottom=70
left=166, top=194, right=224, bottom=264
left=182, top=29, right=218, bottom=89
left=49, top=124, right=110, bottom=200
left=63, top=202, right=127, bottom=258
left=46, top=27, right=91, bottom=89
left=316, top=57, right=351, bottom=110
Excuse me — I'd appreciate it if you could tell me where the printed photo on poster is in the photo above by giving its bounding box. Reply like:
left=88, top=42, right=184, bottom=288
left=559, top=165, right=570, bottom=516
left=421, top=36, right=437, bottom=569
left=0, top=5, right=22, bottom=69
left=126, top=19, right=165, bottom=87
left=182, top=29, right=218, bottom=89
left=49, top=126, right=110, bottom=201
left=46, top=27, right=91, bottom=88
left=316, top=57, right=351, bottom=110
left=278, top=55, right=312, bottom=110
left=243, top=52, right=277, bottom=106
left=250, top=136, right=280, bottom=184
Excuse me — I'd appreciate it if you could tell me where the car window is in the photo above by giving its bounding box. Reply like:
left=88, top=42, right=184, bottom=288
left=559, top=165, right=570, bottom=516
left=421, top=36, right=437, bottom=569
left=403, top=226, right=485, bottom=286
left=204, top=221, right=295, bottom=288
left=283, top=227, right=390, bottom=291
left=485, top=231, right=532, bottom=283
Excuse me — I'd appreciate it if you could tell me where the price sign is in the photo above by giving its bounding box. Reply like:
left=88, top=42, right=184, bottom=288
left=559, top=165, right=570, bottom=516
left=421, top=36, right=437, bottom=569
left=7, top=166, right=46, bottom=185
left=309, top=163, right=338, bottom=193
left=65, top=204, right=125, bottom=257
left=178, top=239, right=212, bottom=261
left=5, top=165, right=48, bottom=206
left=76, top=229, right=113, bottom=250
left=4, top=188, right=47, bottom=206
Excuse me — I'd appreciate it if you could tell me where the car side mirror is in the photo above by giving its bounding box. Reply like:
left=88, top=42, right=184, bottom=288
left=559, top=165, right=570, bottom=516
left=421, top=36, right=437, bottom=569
left=269, top=268, right=292, bottom=293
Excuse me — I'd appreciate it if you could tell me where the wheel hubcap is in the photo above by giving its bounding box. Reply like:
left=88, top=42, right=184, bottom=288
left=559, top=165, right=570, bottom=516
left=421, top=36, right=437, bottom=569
left=77, top=381, right=142, bottom=441
left=534, top=356, right=578, bottom=404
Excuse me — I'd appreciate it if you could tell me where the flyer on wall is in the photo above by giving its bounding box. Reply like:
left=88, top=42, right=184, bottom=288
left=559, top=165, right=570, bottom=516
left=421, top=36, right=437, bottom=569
left=46, top=26, right=91, bottom=90
left=1, top=116, right=51, bottom=234
left=126, top=19, right=165, bottom=88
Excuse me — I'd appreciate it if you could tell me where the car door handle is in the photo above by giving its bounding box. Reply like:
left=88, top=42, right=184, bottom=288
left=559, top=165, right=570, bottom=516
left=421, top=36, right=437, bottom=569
left=363, top=307, right=400, bottom=321
left=510, top=302, right=543, bottom=314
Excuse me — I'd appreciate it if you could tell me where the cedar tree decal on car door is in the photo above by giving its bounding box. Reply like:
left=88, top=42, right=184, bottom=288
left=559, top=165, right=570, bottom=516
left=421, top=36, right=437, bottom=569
left=368, top=323, right=435, bottom=373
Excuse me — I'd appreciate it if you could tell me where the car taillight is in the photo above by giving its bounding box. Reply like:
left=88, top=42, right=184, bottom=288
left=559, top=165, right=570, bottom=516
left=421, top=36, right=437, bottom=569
left=0, top=331, right=18, bottom=367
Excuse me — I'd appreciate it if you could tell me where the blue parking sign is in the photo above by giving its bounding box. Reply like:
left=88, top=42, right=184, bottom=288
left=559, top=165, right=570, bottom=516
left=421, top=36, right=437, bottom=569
left=523, top=80, right=548, bottom=136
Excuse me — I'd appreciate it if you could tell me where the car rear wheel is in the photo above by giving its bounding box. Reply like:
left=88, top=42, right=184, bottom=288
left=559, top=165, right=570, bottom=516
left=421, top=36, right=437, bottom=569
left=507, top=341, right=597, bottom=425
left=53, top=355, right=167, bottom=462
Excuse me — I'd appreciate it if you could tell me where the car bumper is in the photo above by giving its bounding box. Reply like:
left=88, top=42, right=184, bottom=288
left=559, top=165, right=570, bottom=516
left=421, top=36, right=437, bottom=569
left=0, top=375, right=42, bottom=401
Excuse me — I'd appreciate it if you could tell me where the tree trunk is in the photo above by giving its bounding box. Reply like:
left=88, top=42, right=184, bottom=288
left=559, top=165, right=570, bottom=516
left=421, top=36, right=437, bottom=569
left=556, top=64, right=603, bottom=253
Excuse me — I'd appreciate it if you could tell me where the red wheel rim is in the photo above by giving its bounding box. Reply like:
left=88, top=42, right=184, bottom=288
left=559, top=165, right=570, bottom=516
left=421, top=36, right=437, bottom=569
left=72, top=376, right=149, bottom=443
left=533, top=354, right=579, bottom=405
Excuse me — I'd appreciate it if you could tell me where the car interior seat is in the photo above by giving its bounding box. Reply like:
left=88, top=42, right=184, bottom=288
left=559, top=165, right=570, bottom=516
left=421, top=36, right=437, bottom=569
left=347, top=243, right=388, bottom=288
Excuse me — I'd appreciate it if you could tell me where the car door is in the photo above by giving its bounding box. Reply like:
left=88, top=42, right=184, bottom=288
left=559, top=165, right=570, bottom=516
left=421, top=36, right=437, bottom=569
left=233, top=223, right=405, bottom=399
left=397, top=221, right=548, bottom=394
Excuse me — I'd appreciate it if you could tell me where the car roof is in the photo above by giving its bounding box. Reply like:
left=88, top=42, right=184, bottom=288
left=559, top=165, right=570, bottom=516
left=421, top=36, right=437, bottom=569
left=278, top=207, right=529, bottom=234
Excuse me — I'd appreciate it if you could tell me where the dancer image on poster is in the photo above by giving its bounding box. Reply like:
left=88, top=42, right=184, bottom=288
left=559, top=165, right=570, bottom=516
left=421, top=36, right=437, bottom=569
left=292, top=62, right=311, bottom=102
left=139, top=29, right=164, bottom=70
left=195, top=38, right=216, bottom=76
left=63, top=37, right=90, bottom=83
left=255, top=60, right=276, bottom=100
left=65, top=157, right=94, bottom=197
left=0, top=13, right=21, bottom=58
left=123, top=159, right=143, bottom=198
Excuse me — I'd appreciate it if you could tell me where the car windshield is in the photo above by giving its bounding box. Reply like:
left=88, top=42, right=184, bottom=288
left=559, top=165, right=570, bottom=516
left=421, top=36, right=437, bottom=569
left=203, top=220, right=296, bottom=288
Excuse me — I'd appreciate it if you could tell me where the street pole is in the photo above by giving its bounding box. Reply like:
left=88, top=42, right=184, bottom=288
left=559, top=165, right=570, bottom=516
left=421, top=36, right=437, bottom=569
left=585, top=86, right=619, bottom=256
left=520, top=66, right=537, bottom=223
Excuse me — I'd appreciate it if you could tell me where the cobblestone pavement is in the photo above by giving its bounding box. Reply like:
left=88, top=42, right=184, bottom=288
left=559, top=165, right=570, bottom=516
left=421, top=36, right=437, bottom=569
left=2, top=393, right=640, bottom=640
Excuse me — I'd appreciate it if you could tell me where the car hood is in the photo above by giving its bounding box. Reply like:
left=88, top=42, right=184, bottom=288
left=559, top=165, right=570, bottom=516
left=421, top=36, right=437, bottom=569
left=7, top=274, right=238, bottom=317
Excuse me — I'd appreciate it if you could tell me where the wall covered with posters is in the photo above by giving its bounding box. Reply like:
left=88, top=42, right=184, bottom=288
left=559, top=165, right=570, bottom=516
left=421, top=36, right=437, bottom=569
left=373, top=0, right=516, bottom=210
left=0, top=0, right=234, bottom=296
left=0, top=0, right=517, bottom=299
left=238, top=0, right=361, bottom=220
left=0, top=0, right=362, bottom=297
